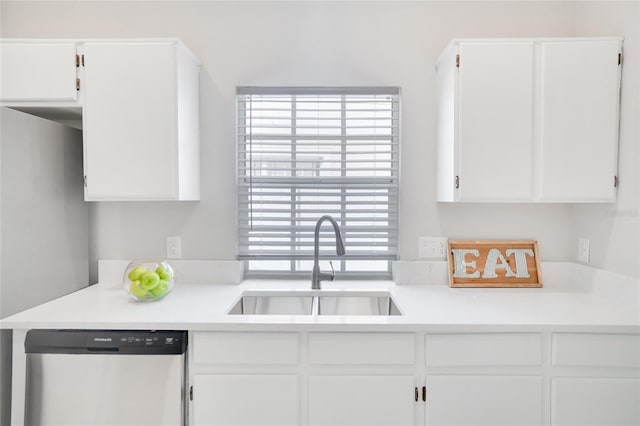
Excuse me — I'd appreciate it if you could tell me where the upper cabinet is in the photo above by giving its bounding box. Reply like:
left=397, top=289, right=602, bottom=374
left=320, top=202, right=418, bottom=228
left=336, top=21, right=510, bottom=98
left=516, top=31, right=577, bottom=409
left=1, top=41, right=79, bottom=103
left=539, top=40, right=621, bottom=201
left=80, top=41, right=200, bottom=201
left=436, top=38, right=623, bottom=203
left=0, top=39, right=201, bottom=201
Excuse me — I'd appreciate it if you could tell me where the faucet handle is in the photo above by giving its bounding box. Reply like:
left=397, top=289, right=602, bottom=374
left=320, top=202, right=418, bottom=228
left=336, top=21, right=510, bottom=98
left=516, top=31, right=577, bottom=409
left=328, top=261, right=336, bottom=281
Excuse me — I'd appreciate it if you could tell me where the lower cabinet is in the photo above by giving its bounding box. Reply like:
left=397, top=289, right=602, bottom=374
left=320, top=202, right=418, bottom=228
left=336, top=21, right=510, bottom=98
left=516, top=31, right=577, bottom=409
left=192, top=374, right=300, bottom=426
left=190, top=331, right=639, bottom=426
left=550, top=333, right=640, bottom=426
left=551, top=377, right=640, bottom=426
left=307, top=332, right=418, bottom=426
left=308, top=375, right=417, bottom=426
left=423, top=333, right=543, bottom=426
left=425, top=375, right=543, bottom=426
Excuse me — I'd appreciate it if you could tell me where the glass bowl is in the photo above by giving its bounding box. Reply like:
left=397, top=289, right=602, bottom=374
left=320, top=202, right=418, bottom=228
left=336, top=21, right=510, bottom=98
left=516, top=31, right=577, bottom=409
left=123, top=260, right=175, bottom=302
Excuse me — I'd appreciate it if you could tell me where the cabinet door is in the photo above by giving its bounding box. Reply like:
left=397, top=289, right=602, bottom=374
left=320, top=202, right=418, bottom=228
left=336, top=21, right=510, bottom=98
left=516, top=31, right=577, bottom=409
left=551, top=378, right=640, bottom=426
left=456, top=42, right=534, bottom=201
left=82, top=42, right=179, bottom=200
left=0, top=42, right=78, bottom=102
left=540, top=40, right=621, bottom=201
left=308, top=375, right=417, bottom=426
left=425, top=375, right=543, bottom=426
left=192, top=374, right=300, bottom=426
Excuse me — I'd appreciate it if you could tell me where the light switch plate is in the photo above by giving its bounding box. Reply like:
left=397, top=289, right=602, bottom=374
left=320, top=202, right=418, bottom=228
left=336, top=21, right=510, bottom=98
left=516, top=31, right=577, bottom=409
left=578, top=238, right=590, bottom=263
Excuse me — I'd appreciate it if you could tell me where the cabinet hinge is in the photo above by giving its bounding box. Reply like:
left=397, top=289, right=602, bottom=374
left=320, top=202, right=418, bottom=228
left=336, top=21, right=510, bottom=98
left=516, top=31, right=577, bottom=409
left=614, top=176, right=618, bottom=188
left=455, top=54, right=460, bottom=68
left=76, top=78, right=81, bottom=91
left=422, top=386, right=426, bottom=402
left=190, top=386, right=193, bottom=401
left=455, top=175, right=460, bottom=189
left=618, top=53, right=622, bottom=66
left=414, top=387, right=418, bottom=402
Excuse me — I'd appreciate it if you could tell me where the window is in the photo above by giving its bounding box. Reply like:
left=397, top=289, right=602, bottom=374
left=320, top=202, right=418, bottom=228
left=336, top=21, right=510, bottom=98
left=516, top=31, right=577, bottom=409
left=237, top=87, right=399, bottom=278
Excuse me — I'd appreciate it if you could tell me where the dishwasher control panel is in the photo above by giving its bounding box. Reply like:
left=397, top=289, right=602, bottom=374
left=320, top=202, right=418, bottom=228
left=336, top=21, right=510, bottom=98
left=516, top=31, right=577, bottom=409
left=25, top=330, right=187, bottom=355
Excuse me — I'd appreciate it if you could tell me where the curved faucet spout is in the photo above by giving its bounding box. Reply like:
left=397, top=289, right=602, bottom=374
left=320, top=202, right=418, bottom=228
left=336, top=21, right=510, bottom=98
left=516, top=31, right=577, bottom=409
left=312, top=215, right=345, bottom=290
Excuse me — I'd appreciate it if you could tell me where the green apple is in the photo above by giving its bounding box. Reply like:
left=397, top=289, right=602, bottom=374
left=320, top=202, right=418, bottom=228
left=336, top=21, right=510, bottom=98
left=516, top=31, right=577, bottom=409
left=129, top=281, right=148, bottom=298
left=150, top=279, right=171, bottom=298
left=139, top=271, right=160, bottom=290
left=127, top=266, right=147, bottom=282
left=155, top=265, right=173, bottom=281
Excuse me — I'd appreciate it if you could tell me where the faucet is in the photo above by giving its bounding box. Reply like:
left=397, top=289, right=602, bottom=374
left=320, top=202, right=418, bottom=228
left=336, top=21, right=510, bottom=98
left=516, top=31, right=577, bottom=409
left=311, top=215, right=346, bottom=290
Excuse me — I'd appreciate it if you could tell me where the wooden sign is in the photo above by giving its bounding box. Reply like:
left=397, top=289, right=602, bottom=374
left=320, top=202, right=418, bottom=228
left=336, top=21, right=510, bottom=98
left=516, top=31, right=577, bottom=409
left=447, top=240, right=542, bottom=288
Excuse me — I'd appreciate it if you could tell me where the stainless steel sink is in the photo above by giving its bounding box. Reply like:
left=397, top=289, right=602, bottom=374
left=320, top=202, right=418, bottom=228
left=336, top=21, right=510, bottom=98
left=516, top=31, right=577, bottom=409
left=228, top=293, right=314, bottom=315
left=228, top=290, right=402, bottom=316
left=317, top=294, right=401, bottom=316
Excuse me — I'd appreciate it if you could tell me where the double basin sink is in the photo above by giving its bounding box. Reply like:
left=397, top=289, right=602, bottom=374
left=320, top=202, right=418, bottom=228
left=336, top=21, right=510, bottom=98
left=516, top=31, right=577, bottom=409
left=228, top=290, right=401, bottom=316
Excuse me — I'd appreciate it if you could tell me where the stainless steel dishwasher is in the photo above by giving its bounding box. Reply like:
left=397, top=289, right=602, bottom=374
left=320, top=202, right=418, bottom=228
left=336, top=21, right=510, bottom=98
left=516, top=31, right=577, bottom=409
left=24, top=329, right=188, bottom=426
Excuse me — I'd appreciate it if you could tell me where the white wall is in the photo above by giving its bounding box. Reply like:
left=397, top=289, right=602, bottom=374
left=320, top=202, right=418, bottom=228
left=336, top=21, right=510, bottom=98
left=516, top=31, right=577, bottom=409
left=571, top=1, right=640, bottom=278
left=0, top=108, right=89, bottom=424
left=1, top=109, right=89, bottom=317
left=1, top=1, right=586, bottom=283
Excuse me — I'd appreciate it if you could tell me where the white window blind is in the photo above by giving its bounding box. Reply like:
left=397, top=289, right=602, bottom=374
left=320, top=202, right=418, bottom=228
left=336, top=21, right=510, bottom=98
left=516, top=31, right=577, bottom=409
left=237, top=87, right=399, bottom=278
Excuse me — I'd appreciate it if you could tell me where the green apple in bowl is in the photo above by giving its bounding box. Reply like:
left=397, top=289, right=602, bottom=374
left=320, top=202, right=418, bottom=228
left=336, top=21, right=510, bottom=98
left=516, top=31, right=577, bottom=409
left=129, top=281, right=149, bottom=299
left=155, top=264, right=173, bottom=281
left=139, top=271, right=160, bottom=291
left=150, top=279, right=171, bottom=298
left=127, top=266, right=147, bottom=282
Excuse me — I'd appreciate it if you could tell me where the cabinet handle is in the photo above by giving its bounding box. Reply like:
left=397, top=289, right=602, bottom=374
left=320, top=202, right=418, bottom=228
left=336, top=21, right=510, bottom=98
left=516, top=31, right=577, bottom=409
left=422, top=386, right=426, bottom=402
left=455, top=175, right=460, bottom=189
left=415, top=387, right=418, bottom=402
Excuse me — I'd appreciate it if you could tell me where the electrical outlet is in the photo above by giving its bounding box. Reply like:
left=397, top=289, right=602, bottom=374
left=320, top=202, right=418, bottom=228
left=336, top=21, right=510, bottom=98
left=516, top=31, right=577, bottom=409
left=418, top=237, right=449, bottom=259
left=578, top=238, right=590, bottom=263
left=167, top=236, right=182, bottom=259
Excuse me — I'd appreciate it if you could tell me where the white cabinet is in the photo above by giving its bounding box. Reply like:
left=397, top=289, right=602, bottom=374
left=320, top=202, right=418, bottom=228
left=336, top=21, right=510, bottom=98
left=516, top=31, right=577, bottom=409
left=189, top=330, right=639, bottom=426
left=81, top=41, right=200, bottom=200
left=424, top=333, right=544, bottom=426
left=551, top=378, right=640, bottom=426
left=308, top=332, right=418, bottom=426
left=308, top=375, right=417, bottom=426
left=191, top=332, right=301, bottom=426
left=550, top=333, right=640, bottom=425
left=437, top=37, right=622, bottom=202
left=0, top=38, right=200, bottom=201
left=0, top=41, right=79, bottom=102
left=190, top=331, right=419, bottom=426
left=426, top=375, right=543, bottom=426
left=438, top=41, right=535, bottom=201
left=192, top=374, right=300, bottom=426
left=539, top=40, right=622, bottom=201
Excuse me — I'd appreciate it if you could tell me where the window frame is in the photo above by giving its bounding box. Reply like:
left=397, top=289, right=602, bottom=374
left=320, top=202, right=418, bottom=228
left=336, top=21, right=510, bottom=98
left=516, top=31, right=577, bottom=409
left=236, top=87, right=400, bottom=279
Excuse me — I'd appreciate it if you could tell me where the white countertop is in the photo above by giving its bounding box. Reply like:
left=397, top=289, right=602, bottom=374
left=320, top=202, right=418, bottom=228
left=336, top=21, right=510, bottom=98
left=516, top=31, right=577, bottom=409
left=1, top=262, right=638, bottom=332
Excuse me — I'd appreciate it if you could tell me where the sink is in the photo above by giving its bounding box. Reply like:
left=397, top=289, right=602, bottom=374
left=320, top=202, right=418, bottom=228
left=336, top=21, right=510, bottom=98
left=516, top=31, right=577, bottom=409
left=228, top=290, right=401, bottom=316
left=317, top=294, right=401, bottom=316
left=228, top=293, right=314, bottom=315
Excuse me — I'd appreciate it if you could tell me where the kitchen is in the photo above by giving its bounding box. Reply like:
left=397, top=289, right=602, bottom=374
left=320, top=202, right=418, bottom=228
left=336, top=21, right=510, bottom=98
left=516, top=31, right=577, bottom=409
left=1, top=1, right=639, bottom=425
